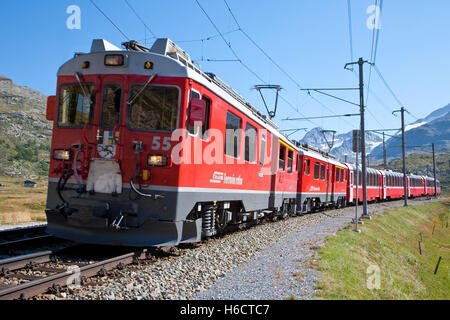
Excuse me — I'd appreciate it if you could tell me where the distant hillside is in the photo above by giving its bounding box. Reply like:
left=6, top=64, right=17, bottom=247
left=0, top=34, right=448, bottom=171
left=299, top=127, right=382, bottom=162
left=370, top=105, right=450, bottom=162
left=0, top=75, right=51, bottom=179
left=379, top=151, right=450, bottom=193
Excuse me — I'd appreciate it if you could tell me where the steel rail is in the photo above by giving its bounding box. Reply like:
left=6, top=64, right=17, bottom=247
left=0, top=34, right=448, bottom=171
left=0, top=225, right=47, bottom=240
left=0, top=250, right=147, bottom=300
left=0, top=235, right=55, bottom=250
left=0, top=250, right=53, bottom=273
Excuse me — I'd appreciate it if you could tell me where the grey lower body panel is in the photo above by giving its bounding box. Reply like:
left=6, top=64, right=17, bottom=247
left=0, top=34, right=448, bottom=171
left=45, top=181, right=298, bottom=246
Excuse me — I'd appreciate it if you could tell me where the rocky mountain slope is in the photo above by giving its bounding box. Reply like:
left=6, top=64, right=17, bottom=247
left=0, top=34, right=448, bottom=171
left=370, top=103, right=450, bottom=162
left=0, top=75, right=51, bottom=179
left=299, top=127, right=382, bottom=162
left=298, top=103, right=450, bottom=165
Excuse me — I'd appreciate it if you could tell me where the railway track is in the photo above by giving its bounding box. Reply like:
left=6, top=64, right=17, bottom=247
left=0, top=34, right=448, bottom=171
left=0, top=245, right=151, bottom=300
left=0, top=225, right=55, bottom=252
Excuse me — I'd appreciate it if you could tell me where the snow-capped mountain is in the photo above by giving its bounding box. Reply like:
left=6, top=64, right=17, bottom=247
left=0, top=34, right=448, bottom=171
left=299, top=127, right=382, bottom=163
left=296, top=103, right=449, bottom=165
left=370, top=103, right=450, bottom=161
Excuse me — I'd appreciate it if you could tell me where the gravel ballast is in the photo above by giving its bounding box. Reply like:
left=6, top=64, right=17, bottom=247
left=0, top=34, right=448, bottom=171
left=38, top=198, right=430, bottom=300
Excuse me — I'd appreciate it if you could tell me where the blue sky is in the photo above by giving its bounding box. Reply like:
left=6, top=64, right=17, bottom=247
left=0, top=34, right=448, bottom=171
left=1, top=0, right=449, bottom=138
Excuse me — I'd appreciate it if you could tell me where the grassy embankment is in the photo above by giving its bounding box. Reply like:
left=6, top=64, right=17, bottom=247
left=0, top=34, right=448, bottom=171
left=0, top=176, right=47, bottom=224
left=315, top=199, right=449, bottom=299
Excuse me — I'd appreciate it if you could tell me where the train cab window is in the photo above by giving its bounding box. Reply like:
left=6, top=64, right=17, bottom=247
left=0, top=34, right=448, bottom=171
left=260, top=133, right=266, bottom=165
left=188, top=94, right=211, bottom=139
left=341, top=169, right=344, bottom=182
left=225, top=111, right=242, bottom=158
left=101, top=84, right=122, bottom=130
left=128, top=85, right=179, bottom=131
left=58, top=84, right=96, bottom=127
left=287, top=149, right=293, bottom=173
left=336, top=168, right=340, bottom=182
left=304, top=159, right=311, bottom=175
left=320, top=163, right=326, bottom=180
left=279, top=144, right=286, bottom=171
left=244, top=123, right=257, bottom=163
left=314, top=162, right=320, bottom=179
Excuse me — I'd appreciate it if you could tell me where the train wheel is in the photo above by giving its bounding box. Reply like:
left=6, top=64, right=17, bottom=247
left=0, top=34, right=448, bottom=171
left=215, top=209, right=231, bottom=235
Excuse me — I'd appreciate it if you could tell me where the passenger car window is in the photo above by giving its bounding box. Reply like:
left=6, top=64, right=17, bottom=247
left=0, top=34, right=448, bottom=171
left=58, top=84, right=95, bottom=127
left=287, top=149, right=293, bottom=173
left=314, top=162, right=320, bottom=179
left=260, top=133, right=266, bottom=165
left=245, top=123, right=256, bottom=162
left=128, top=85, right=178, bottom=131
left=320, top=163, right=325, bottom=180
left=279, top=144, right=286, bottom=171
left=225, top=111, right=242, bottom=158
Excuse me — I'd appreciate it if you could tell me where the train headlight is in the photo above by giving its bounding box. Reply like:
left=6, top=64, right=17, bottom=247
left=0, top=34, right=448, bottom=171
left=104, top=54, right=124, bottom=66
left=148, top=155, right=169, bottom=167
left=53, top=149, right=71, bottom=161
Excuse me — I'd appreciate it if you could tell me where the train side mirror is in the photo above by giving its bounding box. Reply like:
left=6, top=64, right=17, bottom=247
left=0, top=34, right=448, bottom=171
left=46, top=95, right=56, bottom=121
left=188, top=98, right=206, bottom=127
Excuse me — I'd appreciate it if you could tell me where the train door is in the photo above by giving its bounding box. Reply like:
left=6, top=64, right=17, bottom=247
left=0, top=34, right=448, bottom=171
left=349, top=169, right=354, bottom=201
left=325, top=164, right=330, bottom=203
left=97, top=82, right=123, bottom=159
left=407, top=177, right=411, bottom=198
left=382, top=172, right=387, bottom=200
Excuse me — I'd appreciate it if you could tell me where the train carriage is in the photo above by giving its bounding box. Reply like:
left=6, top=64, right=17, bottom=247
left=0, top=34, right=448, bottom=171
left=408, top=174, right=425, bottom=198
left=296, top=149, right=346, bottom=213
left=43, top=37, right=441, bottom=248
left=44, top=38, right=301, bottom=246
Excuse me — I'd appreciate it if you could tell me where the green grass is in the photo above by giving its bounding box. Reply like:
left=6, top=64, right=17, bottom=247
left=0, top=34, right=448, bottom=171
left=0, top=176, right=47, bottom=224
left=315, top=199, right=450, bottom=300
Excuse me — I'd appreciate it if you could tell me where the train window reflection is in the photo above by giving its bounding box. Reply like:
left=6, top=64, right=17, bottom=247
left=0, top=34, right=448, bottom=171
left=128, top=85, right=179, bottom=131
left=101, top=84, right=122, bottom=129
left=58, top=84, right=95, bottom=127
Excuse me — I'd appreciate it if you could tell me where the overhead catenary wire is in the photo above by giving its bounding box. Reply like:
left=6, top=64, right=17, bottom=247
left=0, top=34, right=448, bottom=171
left=220, top=0, right=357, bottom=128
left=365, top=0, right=383, bottom=106
left=194, top=0, right=323, bottom=128
left=347, top=0, right=354, bottom=66
left=89, top=0, right=130, bottom=41
left=124, top=0, right=157, bottom=39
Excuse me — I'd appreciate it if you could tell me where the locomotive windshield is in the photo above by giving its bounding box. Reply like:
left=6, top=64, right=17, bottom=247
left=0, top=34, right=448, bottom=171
left=127, top=85, right=179, bottom=131
left=101, top=84, right=122, bottom=129
left=58, top=84, right=95, bottom=127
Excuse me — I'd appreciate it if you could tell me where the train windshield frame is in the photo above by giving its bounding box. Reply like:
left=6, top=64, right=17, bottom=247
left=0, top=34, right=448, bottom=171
left=100, top=83, right=123, bottom=130
left=57, top=83, right=96, bottom=128
left=127, top=84, right=180, bottom=132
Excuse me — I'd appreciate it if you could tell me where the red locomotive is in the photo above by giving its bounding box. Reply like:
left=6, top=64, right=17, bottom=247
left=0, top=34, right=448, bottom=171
left=44, top=38, right=440, bottom=247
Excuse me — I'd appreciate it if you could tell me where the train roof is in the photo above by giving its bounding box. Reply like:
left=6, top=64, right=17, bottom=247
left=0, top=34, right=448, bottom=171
left=57, top=38, right=304, bottom=151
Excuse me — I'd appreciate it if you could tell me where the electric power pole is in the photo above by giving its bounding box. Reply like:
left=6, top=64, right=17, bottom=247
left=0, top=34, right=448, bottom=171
left=383, top=132, right=387, bottom=168
left=357, top=59, right=369, bottom=217
left=345, top=58, right=372, bottom=218
left=432, top=143, right=437, bottom=198
left=401, top=107, right=408, bottom=206
left=393, top=107, right=408, bottom=206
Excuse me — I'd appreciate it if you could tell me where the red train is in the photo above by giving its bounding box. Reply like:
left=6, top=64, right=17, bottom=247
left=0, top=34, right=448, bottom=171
left=44, top=39, right=441, bottom=246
